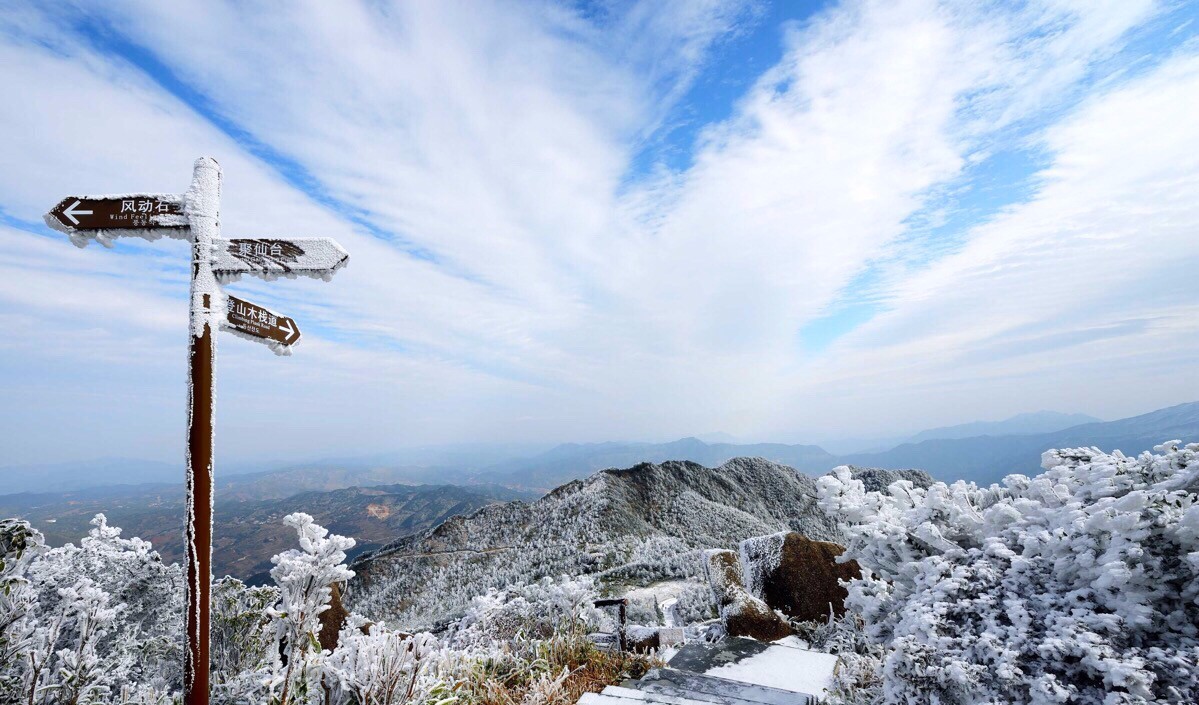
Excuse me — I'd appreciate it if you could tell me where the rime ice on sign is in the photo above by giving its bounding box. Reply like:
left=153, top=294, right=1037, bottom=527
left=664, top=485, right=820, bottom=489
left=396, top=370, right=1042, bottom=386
left=44, top=194, right=188, bottom=247
left=222, top=295, right=301, bottom=355
left=212, top=237, right=349, bottom=282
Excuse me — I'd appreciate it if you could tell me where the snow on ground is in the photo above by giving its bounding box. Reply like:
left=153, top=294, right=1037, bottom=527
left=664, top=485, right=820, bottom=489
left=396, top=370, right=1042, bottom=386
left=771, top=634, right=811, bottom=650
left=621, top=579, right=692, bottom=602
left=686, top=643, right=838, bottom=698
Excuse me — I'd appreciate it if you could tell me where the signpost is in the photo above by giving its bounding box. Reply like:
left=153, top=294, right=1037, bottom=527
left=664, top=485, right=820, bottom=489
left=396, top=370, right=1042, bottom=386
left=46, top=195, right=189, bottom=248
left=45, top=158, right=348, bottom=705
left=47, top=194, right=187, bottom=230
left=224, top=295, right=301, bottom=350
left=213, top=236, right=349, bottom=281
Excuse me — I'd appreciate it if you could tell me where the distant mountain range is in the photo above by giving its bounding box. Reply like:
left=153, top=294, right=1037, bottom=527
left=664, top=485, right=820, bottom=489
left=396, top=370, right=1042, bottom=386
left=471, top=403, right=1198, bottom=489
left=838, top=402, right=1199, bottom=485
left=4, top=401, right=1193, bottom=595
left=3, top=401, right=1195, bottom=506
left=905, top=410, right=1103, bottom=443
left=0, top=443, right=544, bottom=496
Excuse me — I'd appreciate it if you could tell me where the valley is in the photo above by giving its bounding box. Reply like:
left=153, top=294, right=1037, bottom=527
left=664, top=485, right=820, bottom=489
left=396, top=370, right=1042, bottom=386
left=0, top=482, right=534, bottom=583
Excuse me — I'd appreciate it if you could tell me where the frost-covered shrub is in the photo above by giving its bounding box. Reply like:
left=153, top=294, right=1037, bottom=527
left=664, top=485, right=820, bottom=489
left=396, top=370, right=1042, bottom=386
left=0, top=509, right=657, bottom=705
left=0, top=519, right=42, bottom=702
left=818, top=442, right=1199, bottom=704
left=268, top=512, right=356, bottom=704
left=32, top=514, right=185, bottom=691
left=211, top=577, right=281, bottom=704
left=791, top=612, right=885, bottom=705
left=0, top=515, right=183, bottom=704
left=671, top=580, right=718, bottom=625
left=0, top=511, right=368, bottom=705
left=448, top=576, right=608, bottom=648
left=323, top=615, right=443, bottom=704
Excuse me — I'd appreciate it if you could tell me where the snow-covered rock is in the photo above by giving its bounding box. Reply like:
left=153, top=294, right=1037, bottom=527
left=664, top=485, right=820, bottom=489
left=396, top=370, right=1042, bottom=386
left=740, top=531, right=860, bottom=623
left=703, top=548, right=791, bottom=641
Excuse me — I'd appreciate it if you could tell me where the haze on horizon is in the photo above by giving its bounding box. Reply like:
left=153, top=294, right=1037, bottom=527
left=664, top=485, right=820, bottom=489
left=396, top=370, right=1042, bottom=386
left=1, top=0, right=1198, bottom=468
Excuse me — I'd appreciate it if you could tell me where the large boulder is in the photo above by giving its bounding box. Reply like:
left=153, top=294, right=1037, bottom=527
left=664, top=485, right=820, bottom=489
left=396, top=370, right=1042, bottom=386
left=703, top=549, right=791, bottom=641
left=625, top=625, right=661, bottom=652
left=740, top=532, right=860, bottom=624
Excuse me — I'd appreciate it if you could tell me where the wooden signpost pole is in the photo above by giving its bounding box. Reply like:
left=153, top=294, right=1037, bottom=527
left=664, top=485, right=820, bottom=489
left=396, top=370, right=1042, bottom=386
left=184, top=157, right=220, bottom=705
left=45, top=157, right=349, bottom=705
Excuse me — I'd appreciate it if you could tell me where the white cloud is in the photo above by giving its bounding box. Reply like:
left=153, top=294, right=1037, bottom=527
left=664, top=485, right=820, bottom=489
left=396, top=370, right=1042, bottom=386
left=0, top=0, right=1192, bottom=463
left=784, top=51, right=1199, bottom=435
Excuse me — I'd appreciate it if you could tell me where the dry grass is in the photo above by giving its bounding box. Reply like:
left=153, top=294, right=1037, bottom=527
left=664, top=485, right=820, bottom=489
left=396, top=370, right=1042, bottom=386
left=454, top=628, right=660, bottom=705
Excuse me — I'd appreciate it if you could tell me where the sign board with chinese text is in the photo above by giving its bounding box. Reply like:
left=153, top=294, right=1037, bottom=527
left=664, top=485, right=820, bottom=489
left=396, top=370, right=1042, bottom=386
left=222, top=295, right=300, bottom=349
left=212, top=237, right=349, bottom=282
left=45, top=195, right=186, bottom=231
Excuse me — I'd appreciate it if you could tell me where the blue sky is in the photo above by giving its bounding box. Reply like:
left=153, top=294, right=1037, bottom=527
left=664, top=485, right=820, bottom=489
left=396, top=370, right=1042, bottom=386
left=0, top=0, right=1197, bottom=466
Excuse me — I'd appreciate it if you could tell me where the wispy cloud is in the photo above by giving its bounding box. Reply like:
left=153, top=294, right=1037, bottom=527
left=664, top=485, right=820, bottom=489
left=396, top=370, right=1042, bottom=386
left=0, top=0, right=1195, bottom=464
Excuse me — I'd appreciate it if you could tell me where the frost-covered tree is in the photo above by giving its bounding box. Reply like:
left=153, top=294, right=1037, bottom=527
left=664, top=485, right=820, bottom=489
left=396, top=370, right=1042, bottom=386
left=0, top=510, right=428, bottom=703
left=45, top=578, right=123, bottom=705
left=2, top=514, right=182, bottom=704
left=269, top=512, right=356, bottom=705
left=818, top=442, right=1199, bottom=704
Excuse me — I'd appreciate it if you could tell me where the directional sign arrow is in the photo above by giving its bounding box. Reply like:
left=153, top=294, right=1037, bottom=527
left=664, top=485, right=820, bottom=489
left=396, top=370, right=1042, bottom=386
left=45, top=195, right=187, bottom=241
left=222, top=295, right=301, bottom=352
left=212, top=237, right=349, bottom=282
left=278, top=318, right=297, bottom=343
left=62, top=200, right=93, bottom=225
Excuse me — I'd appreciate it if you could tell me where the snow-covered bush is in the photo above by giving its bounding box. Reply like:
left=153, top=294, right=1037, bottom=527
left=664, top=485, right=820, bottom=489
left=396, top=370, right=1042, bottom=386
left=268, top=512, right=356, bottom=704
left=448, top=576, right=607, bottom=649
left=818, top=441, right=1199, bottom=704
left=0, top=510, right=657, bottom=705
left=31, top=514, right=184, bottom=690
left=791, top=612, right=885, bottom=705
left=323, top=615, right=443, bottom=704
left=0, top=519, right=42, bottom=703
left=211, top=577, right=281, bottom=703
left=0, top=515, right=183, bottom=704
left=0, top=512, right=367, bottom=705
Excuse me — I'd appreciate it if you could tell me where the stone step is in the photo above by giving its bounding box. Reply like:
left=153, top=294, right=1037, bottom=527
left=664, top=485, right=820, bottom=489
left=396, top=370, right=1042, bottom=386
left=631, top=668, right=814, bottom=705
left=665, top=637, right=835, bottom=700
left=578, top=693, right=647, bottom=705
left=602, top=685, right=725, bottom=705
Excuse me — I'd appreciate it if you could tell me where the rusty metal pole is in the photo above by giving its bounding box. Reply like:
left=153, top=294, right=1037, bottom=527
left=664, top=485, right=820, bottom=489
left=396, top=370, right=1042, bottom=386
left=618, top=600, right=627, bottom=653
left=184, top=157, right=220, bottom=705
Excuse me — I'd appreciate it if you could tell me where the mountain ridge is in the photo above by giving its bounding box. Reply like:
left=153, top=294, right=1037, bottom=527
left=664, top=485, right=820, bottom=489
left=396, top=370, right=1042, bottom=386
left=346, top=457, right=932, bottom=629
